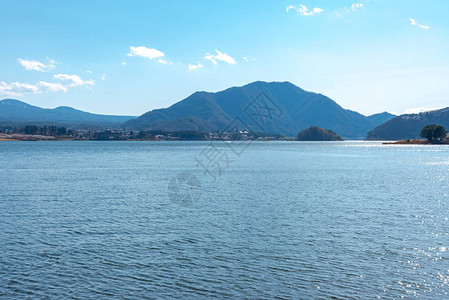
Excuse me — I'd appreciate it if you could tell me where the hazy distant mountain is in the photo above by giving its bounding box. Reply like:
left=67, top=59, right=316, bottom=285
left=0, top=99, right=135, bottom=128
left=366, top=112, right=397, bottom=125
left=124, top=81, right=395, bottom=138
left=367, top=107, right=449, bottom=140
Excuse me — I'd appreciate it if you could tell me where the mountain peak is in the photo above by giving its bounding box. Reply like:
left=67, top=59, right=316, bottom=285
left=54, top=106, right=78, bottom=112
left=241, top=80, right=302, bottom=90
left=123, top=81, right=394, bottom=138
left=0, top=99, right=32, bottom=107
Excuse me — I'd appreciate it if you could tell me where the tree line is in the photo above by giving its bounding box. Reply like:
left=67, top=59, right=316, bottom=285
left=1, top=125, right=286, bottom=141
left=19, top=125, right=76, bottom=137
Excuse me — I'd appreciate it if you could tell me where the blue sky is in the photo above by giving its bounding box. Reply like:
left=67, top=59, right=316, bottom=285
left=1, top=0, right=449, bottom=116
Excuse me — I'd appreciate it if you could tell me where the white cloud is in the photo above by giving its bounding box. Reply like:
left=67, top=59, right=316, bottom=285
left=17, top=58, right=56, bottom=72
left=409, top=18, right=429, bottom=29
left=38, top=81, right=67, bottom=93
left=188, top=63, right=204, bottom=70
left=242, top=57, right=249, bottom=62
left=286, top=4, right=323, bottom=16
left=128, top=46, right=165, bottom=59
left=86, top=70, right=93, bottom=74
left=127, top=46, right=171, bottom=64
left=53, top=74, right=95, bottom=87
left=204, top=54, right=217, bottom=65
left=351, top=3, right=364, bottom=11
left=0, top=81, right=41, bottom=97
left=204, top=49, right=237, bottom=65
left=101, top=73, right=106, bottom=81
left=0, top=75, right=93, bottom=96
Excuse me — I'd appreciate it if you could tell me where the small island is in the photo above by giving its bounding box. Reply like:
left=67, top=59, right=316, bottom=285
left=383, top=125, right=449, bottom=145
left=296, top=126, right=343, bottom=141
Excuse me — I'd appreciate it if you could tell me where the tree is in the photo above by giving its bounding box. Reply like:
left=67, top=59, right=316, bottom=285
left=56, top=127, right=67, bottom=136
left=420, top=125, right=447, bottom=142
left=67, top=129, right=76, bottom=137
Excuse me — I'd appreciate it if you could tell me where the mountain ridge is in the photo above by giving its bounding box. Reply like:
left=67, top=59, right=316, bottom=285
left=0, top=99, right=135, bottom=128
left=367, top=107, right=449, bottom=140
left=124, top=81, right=395, bottom=138
left=0, top=82, right=397, bottom=137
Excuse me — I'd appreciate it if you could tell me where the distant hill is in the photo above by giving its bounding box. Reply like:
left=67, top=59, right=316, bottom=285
left=366, top=112, right=397, bottom=125
left=296, top=126, right=343, bottom=141
left=367, top=107, right=449, bottom=140
left=0, top=99, right=136, bottom=128
left=123, top=81, right=395, bottom=138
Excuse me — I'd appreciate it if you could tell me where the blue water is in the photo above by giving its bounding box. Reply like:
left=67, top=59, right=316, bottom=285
left=1, top=141, right=449, bottom=298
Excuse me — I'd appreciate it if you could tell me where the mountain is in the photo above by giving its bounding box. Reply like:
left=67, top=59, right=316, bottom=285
left=0, top=99, right=135, bottom=128
left=124, top=81, right=395, bottom=138
left=296, top=126, right=343, bottom=141
left=367, top=107, right=449, bottom=140
left=366, top=112, right=397, bottom=125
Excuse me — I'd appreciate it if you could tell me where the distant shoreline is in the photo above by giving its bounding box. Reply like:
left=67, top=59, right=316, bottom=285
left=0, top=138, right=21, bottom=141
left=383, top=139, right=449, bottom=145
left=2, top=135, right=447, bottom=144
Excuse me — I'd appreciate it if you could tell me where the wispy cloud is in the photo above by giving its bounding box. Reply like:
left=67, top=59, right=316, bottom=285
left=53, top=74, right=95, bottom=87
left=242, top=57, right=256, bottom=62
left=335, top=2, right=365, bottom=16
left=0, top=73, right=94, bottom=96
left=122, top=62, right=127, bottom=66
left=17, top=58, right=56, bottom=72
left=0, top=81, right=41, bottom=97
left=204, top=50, right=237, bottom=65
left=351, top=3, right=364, bottom=11
left=286, top=4, right=323, bottom=16
left=101, top=73, right=106, bottom=81
left=188, top=63, right=204, bottom=70
left=409, top=18, right=429, bottom=29
left=38, top=81, right=68, bottom=93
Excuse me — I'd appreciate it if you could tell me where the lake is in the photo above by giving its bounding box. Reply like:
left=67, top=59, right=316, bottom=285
left=1, top=141, right=448, bottom=298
